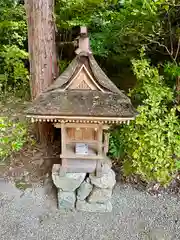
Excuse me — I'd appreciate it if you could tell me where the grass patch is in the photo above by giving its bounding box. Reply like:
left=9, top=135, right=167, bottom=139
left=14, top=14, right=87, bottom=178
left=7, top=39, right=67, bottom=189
left=15, top=179, right=32, bottom=190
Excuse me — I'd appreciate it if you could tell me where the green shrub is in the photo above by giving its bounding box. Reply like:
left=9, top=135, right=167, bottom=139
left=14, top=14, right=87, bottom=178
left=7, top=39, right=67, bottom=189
left=0, top=45, right=29, bottom=92
left=0, top=117, right=28, bottom=163
left=109, top=56, right=180, bottom=185
left=109, top=126, right=125, bottom=160
left=0, top=1, right=29, bottom=94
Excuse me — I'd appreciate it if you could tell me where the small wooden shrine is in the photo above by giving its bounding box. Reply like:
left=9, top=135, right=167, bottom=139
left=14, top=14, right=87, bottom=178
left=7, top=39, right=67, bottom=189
left=26, top=27, right=136, bottom=176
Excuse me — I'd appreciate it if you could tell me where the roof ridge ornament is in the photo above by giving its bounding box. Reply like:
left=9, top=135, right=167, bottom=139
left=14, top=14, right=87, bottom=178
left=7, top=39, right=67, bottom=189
left=75, top=26, right=92, bottom=55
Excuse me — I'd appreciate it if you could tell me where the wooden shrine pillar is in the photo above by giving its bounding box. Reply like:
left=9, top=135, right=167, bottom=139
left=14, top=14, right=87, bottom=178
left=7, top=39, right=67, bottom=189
left=61, top=123, right=66, bottom=156
left=97, top=125, right=103, bottom=156
left=104, top=132, right=110, bottom=154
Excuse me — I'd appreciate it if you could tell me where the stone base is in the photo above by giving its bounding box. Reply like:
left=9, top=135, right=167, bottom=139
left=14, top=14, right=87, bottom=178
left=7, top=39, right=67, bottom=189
left=52, top=161, right=116, bottom=213
left=77, top=179, right=93, bottom=201
left=76, top=200, right=112, bottom=213
left=88, top=187, right=112, bottom=203
left=52, top=165, right=86, bottom=191
left=58, top=190, right=76, bottom=210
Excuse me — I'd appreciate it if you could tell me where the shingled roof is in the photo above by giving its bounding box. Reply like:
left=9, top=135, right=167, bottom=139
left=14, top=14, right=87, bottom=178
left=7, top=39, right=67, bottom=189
left=46, top=53, right=121, bottom=94
left=26, top=90, right=136, bottom=118
left=26, top=27, right=137, bottom=123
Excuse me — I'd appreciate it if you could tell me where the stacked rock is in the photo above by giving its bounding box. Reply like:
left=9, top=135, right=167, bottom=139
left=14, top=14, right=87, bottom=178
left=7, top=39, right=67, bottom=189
left=52, top=162, right=116, bottom=213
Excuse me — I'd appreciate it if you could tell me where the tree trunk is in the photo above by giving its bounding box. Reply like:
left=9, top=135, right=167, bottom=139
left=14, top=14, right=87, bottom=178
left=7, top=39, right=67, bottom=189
left=25, top=0, right=58, bottom=144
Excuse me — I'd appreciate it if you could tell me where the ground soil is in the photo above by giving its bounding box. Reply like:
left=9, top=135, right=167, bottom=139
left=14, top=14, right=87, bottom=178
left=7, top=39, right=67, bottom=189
left=0, top=95, right=61, bottom=187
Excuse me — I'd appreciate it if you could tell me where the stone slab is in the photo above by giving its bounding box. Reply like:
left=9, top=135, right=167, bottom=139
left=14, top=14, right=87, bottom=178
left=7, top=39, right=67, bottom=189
left=88, top=187, right=112, bottom=203
left=77, top=178, right=93, bottom=200
left=76, top=200, right=112, bottom=213
left=58, top=190, right=76, bottom=210
left=89, top=168, right=116, bottom=189
left=52, top=165, right=86, bottom=191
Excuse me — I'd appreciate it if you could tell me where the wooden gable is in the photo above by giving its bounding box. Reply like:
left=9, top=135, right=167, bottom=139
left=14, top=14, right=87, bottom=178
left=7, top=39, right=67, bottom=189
left=65, top=65, right=104, bottom=91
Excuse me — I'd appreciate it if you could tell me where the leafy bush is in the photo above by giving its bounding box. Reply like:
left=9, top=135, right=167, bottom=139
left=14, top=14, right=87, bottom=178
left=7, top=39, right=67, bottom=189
left=109, top=126, right=125, bottom=160
left=0, top=45, right=29, bottom=92
left=0, top=1, right=29, bottom=94
left=0, top=117, right=28, bottom=163
left=110, top=56, right=180, bottom=185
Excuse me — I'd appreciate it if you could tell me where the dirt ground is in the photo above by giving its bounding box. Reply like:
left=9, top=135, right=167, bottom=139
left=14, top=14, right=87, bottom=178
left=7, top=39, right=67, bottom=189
left=0, top=95, right=61, bottom=188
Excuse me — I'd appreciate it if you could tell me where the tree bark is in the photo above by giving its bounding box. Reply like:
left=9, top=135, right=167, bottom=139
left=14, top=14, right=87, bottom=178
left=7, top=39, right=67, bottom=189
left=25, top=0, right=58, bottom=144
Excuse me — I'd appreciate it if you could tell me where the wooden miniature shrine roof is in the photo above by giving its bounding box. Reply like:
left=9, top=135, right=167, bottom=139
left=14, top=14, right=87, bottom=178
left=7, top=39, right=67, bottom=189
left=46, top=53, right=121, bottom=94
left=26, top=90, right=136, bottom=118
left=26, top=27, right=137, bottom=124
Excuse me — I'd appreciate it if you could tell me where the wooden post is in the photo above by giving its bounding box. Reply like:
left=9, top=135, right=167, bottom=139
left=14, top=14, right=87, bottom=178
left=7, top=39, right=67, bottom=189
left=96, top=160, right=104, bottom=178
left=104, top=132, right=110, bottom=154
left=61, top=123, right=66, bottom=155
left=97, top=125, right=103, bottom=157
left=61, top=123, right=67, bottom=173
